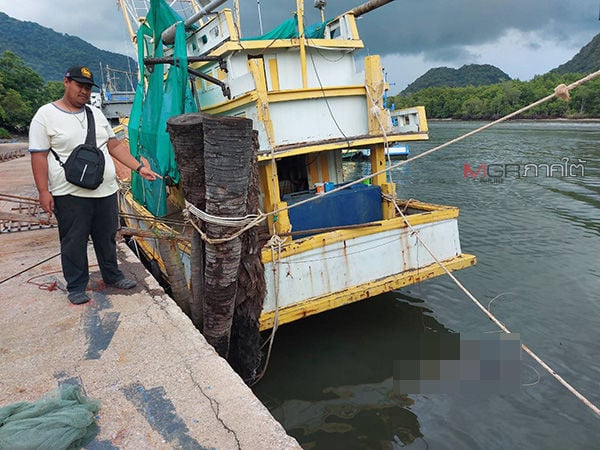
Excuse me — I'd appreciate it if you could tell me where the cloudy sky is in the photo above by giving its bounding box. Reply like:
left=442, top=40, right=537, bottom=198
left=1, top=0, right=598, bottom=91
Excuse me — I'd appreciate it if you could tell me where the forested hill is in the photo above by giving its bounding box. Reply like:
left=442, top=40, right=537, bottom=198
left=0, top=12, right=136, bottom=84
left=551, top=33, right=600, bottom=74
left=402, top=64, right=511, bottom=95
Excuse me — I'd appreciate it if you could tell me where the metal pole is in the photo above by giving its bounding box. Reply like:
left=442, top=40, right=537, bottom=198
left=161, top=0, right=228, bottom=44
left=349, top=0, right=394, bottom=18
left=257, top=0, right=264, bottom=35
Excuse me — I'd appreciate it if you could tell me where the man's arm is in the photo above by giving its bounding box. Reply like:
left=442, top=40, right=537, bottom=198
left=30, top=151, right=54, bottom=217
left=107, top=138, right=159, bottom=181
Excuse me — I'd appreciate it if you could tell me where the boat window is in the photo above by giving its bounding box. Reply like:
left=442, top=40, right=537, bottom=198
left=276, top=155, right=309, bottom=196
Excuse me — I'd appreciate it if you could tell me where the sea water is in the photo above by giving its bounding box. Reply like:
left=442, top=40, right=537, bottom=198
left=253, top=121, right=600, bottom=449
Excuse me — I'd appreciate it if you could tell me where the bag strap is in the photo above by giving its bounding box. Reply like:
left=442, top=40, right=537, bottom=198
left=49, top=105, right=97, bottom=166
left=49, top=148, right=63, bottom=166
left=83, top=105, right=96, bottom=146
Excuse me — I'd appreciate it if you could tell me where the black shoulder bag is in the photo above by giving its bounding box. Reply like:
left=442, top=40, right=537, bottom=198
left=50, top=106, right=105, bottom=190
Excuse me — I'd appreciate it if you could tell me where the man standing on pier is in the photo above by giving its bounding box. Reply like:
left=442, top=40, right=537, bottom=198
left=28, top=65, right=159, bottom=305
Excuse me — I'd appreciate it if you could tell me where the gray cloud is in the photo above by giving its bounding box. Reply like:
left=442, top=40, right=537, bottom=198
left=2, top=0, right=598, bottom=89
left=4, top=0, right=598, bottom=59
left=240, top=0, right=598, bottom=56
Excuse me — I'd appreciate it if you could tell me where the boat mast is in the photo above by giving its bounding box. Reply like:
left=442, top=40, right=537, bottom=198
left=297, top=0, right=308, bottom=88
left=116, top=0, right=138, bottom=44
left=314, top=0, right=326, bottom=22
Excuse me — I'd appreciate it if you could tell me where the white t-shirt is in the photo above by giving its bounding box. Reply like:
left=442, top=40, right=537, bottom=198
left=29, top=103, right=119, bottom=198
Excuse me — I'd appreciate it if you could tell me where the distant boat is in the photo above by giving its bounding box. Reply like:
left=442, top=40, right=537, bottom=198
left=344, top=144, right=410, bottom=161
left=94, top=64, right=136, bottom=124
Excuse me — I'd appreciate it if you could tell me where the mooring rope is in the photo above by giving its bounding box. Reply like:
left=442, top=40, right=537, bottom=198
left=116, top=69, right=600, bottom=413
left=388, top=197, right=600, bottom=418
left=173, top=69, right=600, bottom=244
left=260, top=68, right=600, bottom=221
left=184, top=200, right=260, bottom=227
left=251, top=233, right=286, bottom=386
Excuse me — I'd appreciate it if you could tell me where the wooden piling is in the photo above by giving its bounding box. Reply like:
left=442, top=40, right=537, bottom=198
left=202, top=114, right=254, bottom=358
left=167, top=113, right=206, bottom=329
left=229, top=131, right=266, bottom=382
left=168, top=112, right=262, bottom=367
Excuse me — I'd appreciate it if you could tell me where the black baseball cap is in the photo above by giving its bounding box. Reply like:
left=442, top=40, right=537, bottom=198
left=65, top=65, right=99, bottom=87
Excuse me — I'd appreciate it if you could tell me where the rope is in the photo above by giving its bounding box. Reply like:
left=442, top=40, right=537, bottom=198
left=365, top=79, right=394, bottom=183
left=389, top=197, right=600, bottom=419
left=251, top=233, right=286, bottom=386
left=0, top=252, right=61, bottom=285
left=161, top=69, right=600, bottom=247
left=184, top=200, right=261, bottom=227
left=182, top=204, right=267, bottom=245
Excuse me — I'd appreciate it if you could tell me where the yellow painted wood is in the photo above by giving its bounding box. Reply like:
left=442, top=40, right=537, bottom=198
left=211, top=37, right=364, bottom=56
left=364, top=55, right=385, bottom=135
left=258, top=162, right=291, bottom=234
left=268, top=58, right=280, bottom=91
left=307, top=153, right=320, bottom=186
left=416, top=106, right=429, bottom=132
left=380, top=182, right=396, bottom=220
left=223, top=8, right=238, bottom=41
left=201, top=86, right=365, bottom=116
left=256, top=133, right=430, bottom=161
left=319, top=152, right=330, bottom=182
left=345, top=13, right=360, bottom=40
left=369, top=143, right=388, bottom=186
left=258, top=253, right=477, bottom=330
left=268, top=86, right=365, bottom=102
left=306, top=152, right=330, bottom=185
left=248, top=58, right=276, bottom=148
left=296, top=0, right=308, bottom=89
left=260, top=204, right=460, bottom=263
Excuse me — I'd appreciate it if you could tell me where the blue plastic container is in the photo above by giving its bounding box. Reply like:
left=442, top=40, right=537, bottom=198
left=283, top=183, right=383, bottom=238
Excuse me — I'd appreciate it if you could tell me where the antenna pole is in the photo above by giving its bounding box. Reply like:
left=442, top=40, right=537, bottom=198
left=257, top=0, right=264, bottom=34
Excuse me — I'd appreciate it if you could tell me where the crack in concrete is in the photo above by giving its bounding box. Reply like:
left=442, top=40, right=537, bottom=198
left=184, top=360, right=242, bottom=450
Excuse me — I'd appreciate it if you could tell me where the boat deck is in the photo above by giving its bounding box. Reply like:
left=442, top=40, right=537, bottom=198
left=0, top=151, right=299, bottom=449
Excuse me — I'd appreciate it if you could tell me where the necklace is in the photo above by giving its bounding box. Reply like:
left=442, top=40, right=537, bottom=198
left=73, top=109, right=86, bottom=129
left=57, top=100, right=86, bottom=128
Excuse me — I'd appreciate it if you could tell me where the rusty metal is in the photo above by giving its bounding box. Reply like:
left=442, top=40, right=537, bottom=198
left=0, top=149, right=26, bottom=163
left=349, top=0, right=394, bottom=17
left=0, top=194, right=56, bottom=233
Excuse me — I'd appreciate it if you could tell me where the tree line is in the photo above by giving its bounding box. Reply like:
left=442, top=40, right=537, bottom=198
left=0, top=51, right=64, bottom=138
left=2, top=49, right=600, bottom=139
left=391, top=72, right=600, bottom=120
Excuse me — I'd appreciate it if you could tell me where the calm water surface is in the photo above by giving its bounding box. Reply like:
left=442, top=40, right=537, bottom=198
left=253, top=121, right=600, bottom=450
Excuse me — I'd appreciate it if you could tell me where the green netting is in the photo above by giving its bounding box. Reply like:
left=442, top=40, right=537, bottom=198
left=128, top=0, right=198, bottom=217
left=241, top=16, right=298, bottom=40
left=0, top=385, right=100, bottom=450
left=241, top=16, right=330, bottom=41
left=305, top=19, right=330, bottom=38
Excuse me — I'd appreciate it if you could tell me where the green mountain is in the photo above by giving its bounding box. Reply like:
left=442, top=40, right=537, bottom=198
left=402, top=64, right=511, bottom=95
left=552, top=33, right=600, bottom=74
left=0, top=12, right=136, bottom=87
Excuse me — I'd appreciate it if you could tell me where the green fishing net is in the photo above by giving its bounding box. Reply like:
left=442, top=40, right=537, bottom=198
left=241, top=16, right=330, bottom=40
left=128, top=0, right=197, bottom=217
left=0, top=385, right=100, bottom=450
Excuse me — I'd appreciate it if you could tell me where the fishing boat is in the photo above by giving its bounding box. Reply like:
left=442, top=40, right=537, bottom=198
left=91, top=64, right=136, bottom=124
left=115, top=0, right=476, bottom=334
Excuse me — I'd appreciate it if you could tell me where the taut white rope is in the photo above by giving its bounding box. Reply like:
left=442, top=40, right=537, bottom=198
left=390, top=198, right=600, bottom=419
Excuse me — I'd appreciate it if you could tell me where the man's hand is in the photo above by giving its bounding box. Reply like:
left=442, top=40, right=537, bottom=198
left=38, top=190, right=54, bottom=218
left=138, top=165, right=161, bottom=181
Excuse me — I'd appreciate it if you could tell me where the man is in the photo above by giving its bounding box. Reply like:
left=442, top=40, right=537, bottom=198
left=29, top=65, right=159, bottom=305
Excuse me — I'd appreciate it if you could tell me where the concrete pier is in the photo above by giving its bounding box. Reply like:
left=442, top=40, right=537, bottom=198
left=0, top=147, right=300, bottom=449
